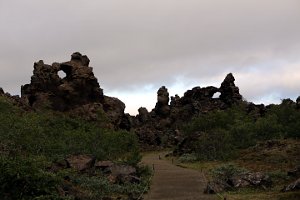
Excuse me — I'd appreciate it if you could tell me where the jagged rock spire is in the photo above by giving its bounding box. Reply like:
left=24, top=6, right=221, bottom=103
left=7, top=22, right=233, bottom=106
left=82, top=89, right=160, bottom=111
left=154, top=86, right=170, bottom=117
left=219, top=73, right=242, bottom=105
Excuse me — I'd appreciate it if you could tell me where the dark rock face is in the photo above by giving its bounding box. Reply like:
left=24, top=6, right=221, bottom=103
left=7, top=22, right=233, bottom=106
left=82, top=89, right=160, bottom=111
left=154, top=86, right=170, bottom=117
left=0, top=88, right=32, bottom=111
left=101, top=96, right=131, bottom=130
left=247, top=103, right=266, bottom=118
left=219, top=73, right=243, bottom=105
left=19, top=52, right=130, bottom=130
left=133, top=73, right=243, bottom=148
left=21, top=52, right=103, bottom=111
left=137, top=107, right=150, bottom=123
left=296, top=96, right=300, bottom=109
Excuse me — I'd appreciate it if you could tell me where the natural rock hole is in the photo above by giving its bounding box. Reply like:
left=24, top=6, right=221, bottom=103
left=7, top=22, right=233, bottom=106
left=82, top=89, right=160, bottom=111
left=58, top=70, right=66, bottom=79
left=213, top=92, right=221, bottom=99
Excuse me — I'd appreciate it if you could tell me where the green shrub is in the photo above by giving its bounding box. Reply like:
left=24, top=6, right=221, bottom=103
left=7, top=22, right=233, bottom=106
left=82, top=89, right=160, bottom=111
left=181, top=102, right=300, bottom=161
left=210, top=163, right=248, bottom=182
left=178, top=153, right=198, bottom=163
left=193, top=129, right=237, bottom=160
left=0, top=155, right=63, bottom=200
left=0, top=97, right=143, bottom=199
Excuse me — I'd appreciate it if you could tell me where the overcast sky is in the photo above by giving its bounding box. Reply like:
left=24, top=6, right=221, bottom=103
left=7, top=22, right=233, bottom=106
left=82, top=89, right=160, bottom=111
left=1, top=0, right=300, bottom=114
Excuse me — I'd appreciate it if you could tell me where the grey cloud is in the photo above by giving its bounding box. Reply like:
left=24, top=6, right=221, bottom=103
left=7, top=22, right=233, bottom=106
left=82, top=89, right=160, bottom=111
left=0, top=0, right=300, bottom=110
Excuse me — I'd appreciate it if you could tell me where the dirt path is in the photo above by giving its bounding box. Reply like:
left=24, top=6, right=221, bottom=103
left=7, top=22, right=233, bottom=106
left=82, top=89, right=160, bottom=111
left=142, top=152, right=217, bottom=200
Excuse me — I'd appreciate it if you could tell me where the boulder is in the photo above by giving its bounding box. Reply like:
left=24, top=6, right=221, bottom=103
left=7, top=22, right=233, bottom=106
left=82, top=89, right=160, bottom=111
left=204, top=180, right=231, bottom=194
left=107, top=164, right=138, bottom=184
left=48, top=159, right=68, bottom=173
left=115, top=175, right=141, bottom=184
left=109, top=164, right=136, bottom=176
left=65, top=154, right=96, bottom=171
left=95, top=161, right=114, bottom=173
left=282, top=178, right=300, bottom=192
left=205, top=171, right=271, bottom=194
left=231, top=172, right=271, bottom=187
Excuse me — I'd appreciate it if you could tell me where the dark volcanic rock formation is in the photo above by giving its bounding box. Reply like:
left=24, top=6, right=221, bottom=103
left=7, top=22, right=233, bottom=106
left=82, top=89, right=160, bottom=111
left=154, top=86, right=170, bottom=117
left=296, top=96, right=300, bottom=109
left=219, top=73, right=243, bottom=105
left=21, top=52, right=129, bottom=130
left=21, top=52, right=103, bottom=111
left=0, top=87, right=32, bottom=111
left=132, top=73, right=244, bottom=149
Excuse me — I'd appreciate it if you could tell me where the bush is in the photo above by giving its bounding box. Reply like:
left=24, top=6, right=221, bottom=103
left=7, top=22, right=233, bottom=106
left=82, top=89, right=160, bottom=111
left=0, top=156, right=64, bottom=200
left=193, top=129, right=236, bottom=160
left=178, top=153, right=198, bottom=163
left=181, top=102, right=300, bottom=161
left=210, top=163, right=248, bottom=182
left=0, top=97, right=142, bottom=199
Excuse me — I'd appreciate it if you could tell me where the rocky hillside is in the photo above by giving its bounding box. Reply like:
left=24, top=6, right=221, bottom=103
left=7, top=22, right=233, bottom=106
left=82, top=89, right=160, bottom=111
left=2, top=52, right=299, bottom=150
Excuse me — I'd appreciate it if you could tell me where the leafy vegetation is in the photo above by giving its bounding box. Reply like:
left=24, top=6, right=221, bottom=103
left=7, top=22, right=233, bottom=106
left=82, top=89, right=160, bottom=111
left=180, top=101, right=300, bottom=161
left=210, top=163, right=248, bottom=182
left=0, top=97, right=147, bottom=199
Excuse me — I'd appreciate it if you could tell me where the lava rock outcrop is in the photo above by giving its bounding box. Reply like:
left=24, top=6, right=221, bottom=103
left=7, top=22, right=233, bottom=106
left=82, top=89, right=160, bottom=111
left=21, top=52, right=129, bottom=130
left=132, top=73, right=244, bottom=149
left=21, top=52, right=103, bottom=111
left=219, top=73, right=243, bottom=105
left=154, top=86, right=170, bottom=117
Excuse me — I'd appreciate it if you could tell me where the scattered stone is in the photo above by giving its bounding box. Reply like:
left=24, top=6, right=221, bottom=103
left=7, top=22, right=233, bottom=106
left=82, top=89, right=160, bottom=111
left=48, top=159, right=68, bottom=173
left=204, top=179, right=231, bottom=194
left=282, top=178, right=300, bottom=192
left=109, top=164, right=137, bottom=176
left=95, top=160, right=114, bottom=169
left=107, top=164, right=138, bottom=184
left=95, top=161, right=114, bottom=173
left=65, top=154, right=96, bottom=171
left=232, top=172, right=271, bottom=187
left=205, top=171, right=271, bottom=194
left=115, top=174, right=141, bottom=184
